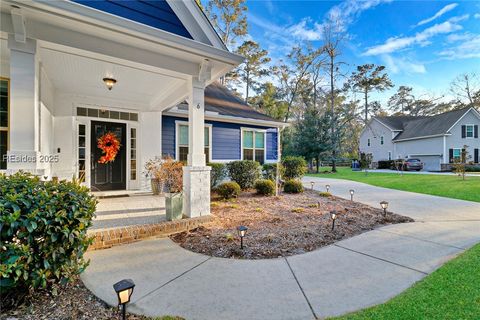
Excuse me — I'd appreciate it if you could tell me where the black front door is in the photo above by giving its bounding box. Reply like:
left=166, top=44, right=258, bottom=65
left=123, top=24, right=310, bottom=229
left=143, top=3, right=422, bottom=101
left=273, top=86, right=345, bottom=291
left=91, top=121, right=126, bottom=191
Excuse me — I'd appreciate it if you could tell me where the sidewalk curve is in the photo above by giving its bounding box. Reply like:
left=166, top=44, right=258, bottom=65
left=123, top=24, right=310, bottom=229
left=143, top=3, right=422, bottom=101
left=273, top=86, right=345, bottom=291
left=82, top=178, right=480, bottom=320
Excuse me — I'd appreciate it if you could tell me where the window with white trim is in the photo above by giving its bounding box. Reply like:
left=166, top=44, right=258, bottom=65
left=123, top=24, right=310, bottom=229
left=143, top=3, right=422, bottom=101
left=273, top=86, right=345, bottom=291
left=177, top=124, right=210, bottom=163
left=380, top=136, right=384, bottom=145
left=78, top=124, right=86, bottom=183
left=0, top=78, right=9, bottom=170
left=453, top=148, right=462, bottom=161
left=242, top=129, right=265, bottom=164
left=130, top=128, right=137, bottom=180
left=367, top=138, right=371, bottom=147
left=466, top=125, right=474, bottom=138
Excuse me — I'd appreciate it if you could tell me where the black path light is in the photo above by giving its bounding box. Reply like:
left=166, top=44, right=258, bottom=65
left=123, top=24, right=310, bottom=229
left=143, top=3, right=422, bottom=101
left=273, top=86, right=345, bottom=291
left=113, top=279, right=135, bottom=320
left=330, top=210, right=337, bottom=231
left=380, top=201, right=389, bottom=216
left=310, top=181, right=315, bottom=190
left=326, top=184, right=330, bottom=193
left=237, top=226, right=248, bottom=249
left=349, top=189, right=355, bottom=201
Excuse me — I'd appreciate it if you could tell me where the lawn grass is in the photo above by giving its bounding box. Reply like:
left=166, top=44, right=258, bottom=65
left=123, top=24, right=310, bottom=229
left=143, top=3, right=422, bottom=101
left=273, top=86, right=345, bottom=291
left=308, top=167, right=480, bottom=202
left=329, top=243, right=480, bottom=320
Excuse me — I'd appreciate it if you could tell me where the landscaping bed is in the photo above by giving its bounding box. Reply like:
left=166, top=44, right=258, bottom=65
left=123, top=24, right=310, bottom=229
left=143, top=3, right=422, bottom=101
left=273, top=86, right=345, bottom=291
left=0, top=277, right=183, bottom=320
left=171, top=190, right=413, bottom=259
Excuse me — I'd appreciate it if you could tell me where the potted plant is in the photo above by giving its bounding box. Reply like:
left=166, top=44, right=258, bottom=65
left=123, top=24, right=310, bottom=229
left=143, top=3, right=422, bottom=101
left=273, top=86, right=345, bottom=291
left=160, top=157, right=184, bottom=221
left=144, top=157, right=165, bottom=195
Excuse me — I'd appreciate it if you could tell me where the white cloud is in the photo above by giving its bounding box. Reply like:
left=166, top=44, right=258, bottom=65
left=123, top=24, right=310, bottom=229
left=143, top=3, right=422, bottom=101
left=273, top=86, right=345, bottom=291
left=286, top=19, right=323, bottom=41
left=381, top=54, right=426, bottom=74
left=474, top=13, right=480, bottom=19
left=363, top=18, right=464, bottom=55
left=416, top=3, right=458, bottom=26
left=439, top=34, right=480, bottom=59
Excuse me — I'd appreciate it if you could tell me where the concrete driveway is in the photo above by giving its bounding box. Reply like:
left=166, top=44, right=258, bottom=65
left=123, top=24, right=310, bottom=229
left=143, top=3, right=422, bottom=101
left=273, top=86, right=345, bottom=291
left=82, top=177, right=480, bottom=320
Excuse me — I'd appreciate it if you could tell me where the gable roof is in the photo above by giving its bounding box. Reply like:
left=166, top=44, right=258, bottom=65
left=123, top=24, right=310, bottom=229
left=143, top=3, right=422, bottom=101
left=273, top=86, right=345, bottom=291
left=385, top=107, right=475, bottom=141
left=375, top=115, right=426, bottom=131
left=171, top=82, right=285, bottom=125
left=72, top=0, right=193, bottom=39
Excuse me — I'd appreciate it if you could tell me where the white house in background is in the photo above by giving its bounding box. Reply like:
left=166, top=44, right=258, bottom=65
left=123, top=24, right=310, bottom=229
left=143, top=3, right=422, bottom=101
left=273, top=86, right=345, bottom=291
left=0, top=0, right=288, bottom=218
left=359, top=107, right=480, bottom=171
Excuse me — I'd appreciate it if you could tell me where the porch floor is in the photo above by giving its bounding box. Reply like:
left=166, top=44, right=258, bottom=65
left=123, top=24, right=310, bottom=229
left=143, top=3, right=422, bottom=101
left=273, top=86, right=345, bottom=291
left=90, top=194, right=166, bottom=231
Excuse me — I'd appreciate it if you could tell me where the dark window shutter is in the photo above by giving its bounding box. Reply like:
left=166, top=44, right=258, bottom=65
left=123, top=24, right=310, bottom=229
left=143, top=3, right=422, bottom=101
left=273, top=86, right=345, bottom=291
left=449, top=149, right=453, bottom=163
left=461, top=125, right=466, bottom=138
left=461, top=148, right=466, bottom=163
left=475, top=125, right=478, bottom=138
left=475, top=149, right=479, bottom=163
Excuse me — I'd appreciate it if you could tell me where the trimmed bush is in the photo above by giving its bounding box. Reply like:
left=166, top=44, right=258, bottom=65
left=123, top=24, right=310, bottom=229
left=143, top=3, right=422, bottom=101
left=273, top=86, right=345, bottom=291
left=0, top=172, right=97, bottom=295
left=283, top=179, right=304, bottom=193
left=319, top=191, right=332, bottom=197
left=282, top=156, right=307, bottom=180
left=216, top=181, right=241, bottom=199
left=227, top=160, right=261, bottom=190
left=254, top=179, right=275, bottom=196
left=262, top=163, right=285, bottom=181
left=208, top=163, right=226, bottom=188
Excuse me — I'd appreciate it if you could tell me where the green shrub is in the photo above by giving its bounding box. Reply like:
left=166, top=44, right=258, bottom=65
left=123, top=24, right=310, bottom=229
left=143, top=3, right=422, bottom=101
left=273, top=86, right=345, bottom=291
left=377, top=160, right=394, bottom=169
left=254, top=179, right=275, bottom=196
left=283, top=179, right=304, bottom=193
left=319, top=191, right=332, bottom=197
left=465, top=166, right=480, bottom=172
left=262, top=163, right=285, bottom=181
left=0, top=172, right=97, bottom=294
left=216, top=181, right=241, bottom=199
left=227, top=160, right=261, bottom=189
left=282, top=156, right=307, bottom=180
left=208, top=163, right=226, bottom=188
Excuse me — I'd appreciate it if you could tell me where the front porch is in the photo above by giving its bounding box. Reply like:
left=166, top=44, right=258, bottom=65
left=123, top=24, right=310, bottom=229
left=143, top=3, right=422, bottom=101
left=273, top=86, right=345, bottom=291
left=1, top=1, right=243, bottom=217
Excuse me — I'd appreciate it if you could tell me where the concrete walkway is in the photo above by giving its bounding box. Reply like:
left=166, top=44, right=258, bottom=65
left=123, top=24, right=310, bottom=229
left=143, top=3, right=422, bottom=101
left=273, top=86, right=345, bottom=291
left=82, top=178, right=480, bottom=320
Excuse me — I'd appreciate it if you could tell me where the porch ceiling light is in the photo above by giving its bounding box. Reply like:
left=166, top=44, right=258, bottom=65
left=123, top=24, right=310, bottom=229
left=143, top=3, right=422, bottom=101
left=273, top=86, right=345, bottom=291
left=330, top=210, right=337, bottom=231
left=237, top=226, right=248, bottom=249
left=103, top=77, right=117, bottom=90
left=380, top=201, right=389, bottom=216
left=113, top=278, right=135, bottom=320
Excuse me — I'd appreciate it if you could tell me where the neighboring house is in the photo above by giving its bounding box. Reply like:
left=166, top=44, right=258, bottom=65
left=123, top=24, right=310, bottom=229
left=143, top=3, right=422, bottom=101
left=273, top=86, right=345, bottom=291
left=0, top=0, right=286, bottom=218
left=359, top=107, right=480, bottom=171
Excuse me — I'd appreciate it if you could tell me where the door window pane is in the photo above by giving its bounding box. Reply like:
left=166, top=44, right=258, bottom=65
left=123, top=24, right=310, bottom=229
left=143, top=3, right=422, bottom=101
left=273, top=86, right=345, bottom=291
left=179, top=146, right=188, bottom=162
left=243, top=149, right=254, bottom=161
left=204, top=127, right=209, bottom=146
left=255, top=150, right=265, bottom=164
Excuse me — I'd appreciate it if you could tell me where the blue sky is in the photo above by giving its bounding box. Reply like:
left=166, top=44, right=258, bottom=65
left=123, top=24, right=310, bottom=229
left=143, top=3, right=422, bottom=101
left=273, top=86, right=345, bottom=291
left=234, top=0, right=480, bottom=104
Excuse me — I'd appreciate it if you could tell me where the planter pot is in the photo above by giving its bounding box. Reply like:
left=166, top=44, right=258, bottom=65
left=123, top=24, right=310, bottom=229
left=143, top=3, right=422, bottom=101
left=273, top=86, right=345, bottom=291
left=166, top=192, right=183, bottom=221
left=151, top=178, right=164, bottom=195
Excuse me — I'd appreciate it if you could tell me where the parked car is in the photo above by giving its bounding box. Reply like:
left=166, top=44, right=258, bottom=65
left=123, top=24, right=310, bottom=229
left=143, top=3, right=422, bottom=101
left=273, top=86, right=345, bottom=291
left=402, top=158, right=424, bottom=171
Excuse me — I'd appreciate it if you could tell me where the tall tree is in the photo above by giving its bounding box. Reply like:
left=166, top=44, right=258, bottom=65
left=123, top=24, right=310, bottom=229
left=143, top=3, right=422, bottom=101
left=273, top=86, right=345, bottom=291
left=450, top=72, right=479, bottom=106
left=234, top=40, right=271, bottom=102
left=249, top=82, right=288, bottom=121
left=388, top=86, right=414, bottom=114
left=347, top=64, right=394, bottom=123
left=322, top=21, right=344, bottom=173
left=206, top=0, right=247, bottom=49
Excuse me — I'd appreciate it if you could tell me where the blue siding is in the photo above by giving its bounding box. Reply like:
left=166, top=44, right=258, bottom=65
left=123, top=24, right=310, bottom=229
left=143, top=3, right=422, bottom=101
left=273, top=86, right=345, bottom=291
left=161, top=115, right=278, bottom=161
left=73, top=0, right=192, bottom=39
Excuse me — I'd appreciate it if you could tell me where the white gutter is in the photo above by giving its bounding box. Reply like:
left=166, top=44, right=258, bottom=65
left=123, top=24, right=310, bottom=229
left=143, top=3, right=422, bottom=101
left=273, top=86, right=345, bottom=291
left=12, top=0, right=244, bottom=65
left=393, top=133, right=451, bottom=142
left=163, top=110, right=288, bottom=128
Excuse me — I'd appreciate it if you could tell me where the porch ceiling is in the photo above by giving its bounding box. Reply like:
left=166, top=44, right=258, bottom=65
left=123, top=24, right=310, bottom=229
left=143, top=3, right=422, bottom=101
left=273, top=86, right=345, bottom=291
left=39, top=45, right=186, bottom=110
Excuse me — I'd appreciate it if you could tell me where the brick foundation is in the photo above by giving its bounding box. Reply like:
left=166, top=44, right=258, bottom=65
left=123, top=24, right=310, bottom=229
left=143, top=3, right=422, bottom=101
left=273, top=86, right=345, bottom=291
left=88, top=215, right=213, bottom=250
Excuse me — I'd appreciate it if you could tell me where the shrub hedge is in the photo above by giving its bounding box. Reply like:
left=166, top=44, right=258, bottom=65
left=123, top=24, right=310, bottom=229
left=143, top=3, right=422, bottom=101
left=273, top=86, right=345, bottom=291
left=283, top=179, right=304, bottom=193
left=208, top=163, right=226, bottom=188
left=262, top=163, right=285, bottom=181
left=0, top=172, right=97, bottom=294
left=378, top=160, right=394, bottom=169
left=254, top=179, right=276, bottom=196
left=216, top=181, right=241, bottom=199
left=282, top=156, right=307, bottom=180
left=227, top=160, right=261, bottom=189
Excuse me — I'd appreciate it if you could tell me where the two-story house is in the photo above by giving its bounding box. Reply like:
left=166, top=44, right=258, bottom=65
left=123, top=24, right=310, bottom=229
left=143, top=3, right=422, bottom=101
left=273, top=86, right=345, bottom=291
left=359, top=107, right=480, bottom=171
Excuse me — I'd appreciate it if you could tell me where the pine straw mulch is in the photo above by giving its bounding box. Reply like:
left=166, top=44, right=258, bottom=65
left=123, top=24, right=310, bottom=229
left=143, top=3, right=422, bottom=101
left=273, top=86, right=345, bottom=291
left=0, top=276, right=184, bottom=320
left=171, top=190, right=413, bottom=259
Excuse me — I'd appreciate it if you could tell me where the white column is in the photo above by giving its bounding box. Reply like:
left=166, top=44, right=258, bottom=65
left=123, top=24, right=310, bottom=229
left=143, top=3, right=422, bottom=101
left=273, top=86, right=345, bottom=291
left=183, top=77, right=211, bottom=217
left=7, top=35, right=41, bottom=172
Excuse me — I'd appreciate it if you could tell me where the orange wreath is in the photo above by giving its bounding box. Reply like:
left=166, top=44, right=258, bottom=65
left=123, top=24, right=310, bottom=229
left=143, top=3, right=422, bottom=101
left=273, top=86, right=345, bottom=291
left=97, top=132, right=121, bottom=164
